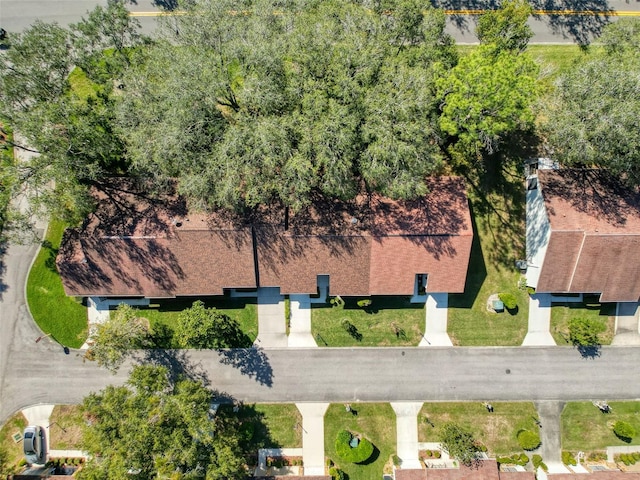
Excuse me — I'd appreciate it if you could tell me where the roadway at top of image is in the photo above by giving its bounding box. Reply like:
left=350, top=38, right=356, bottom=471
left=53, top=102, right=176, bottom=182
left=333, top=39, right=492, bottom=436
left=1, top=0, right=640, bottom=43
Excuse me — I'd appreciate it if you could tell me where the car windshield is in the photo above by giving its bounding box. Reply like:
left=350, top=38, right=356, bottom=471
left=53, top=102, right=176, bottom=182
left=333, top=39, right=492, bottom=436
left=24, top=439, right=35, bottom=454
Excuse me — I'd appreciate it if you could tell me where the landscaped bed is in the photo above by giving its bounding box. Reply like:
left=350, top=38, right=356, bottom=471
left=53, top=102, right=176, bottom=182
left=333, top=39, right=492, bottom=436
left=418, top=402, right=539, bottom=456
left=550, top=297, right=616, bottom=346
left=311, top=296, right=424, bottom=347
left=562, top=402, right=640, bottom=451
left=324, top=403, right=396, bottom=480
left=26, top=220, right=88, bottom=349
left=0, top=412, right=28, bottom=474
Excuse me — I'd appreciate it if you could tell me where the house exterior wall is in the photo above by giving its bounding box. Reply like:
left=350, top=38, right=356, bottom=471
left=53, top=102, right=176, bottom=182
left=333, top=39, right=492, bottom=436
left=525, top=187, right=551, bottom=289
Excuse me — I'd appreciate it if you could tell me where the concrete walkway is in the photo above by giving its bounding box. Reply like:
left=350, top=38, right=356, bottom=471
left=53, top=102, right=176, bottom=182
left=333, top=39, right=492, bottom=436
left=420, top=293, right=453, bottom=347
left=295, top=403, right=329, bottom=476
left=288, top=295, right=317, bottom=347
left=612, top=302, right=640, bottom=346
left=523, top=294, right=556, bottom=346
left=256, top=288, right=287, bottom=347
left=391, top=402, right=423, bottom=469
left=535, top=401, right=570, bottom=473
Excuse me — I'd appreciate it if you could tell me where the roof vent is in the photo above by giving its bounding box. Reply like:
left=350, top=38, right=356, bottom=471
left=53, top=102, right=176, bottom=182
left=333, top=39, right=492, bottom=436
left=350, top=217, right=358, bottom=225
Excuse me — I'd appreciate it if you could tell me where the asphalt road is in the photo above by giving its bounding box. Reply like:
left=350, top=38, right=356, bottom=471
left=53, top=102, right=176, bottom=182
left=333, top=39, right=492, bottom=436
left=1, top=0, right=640, bottom=43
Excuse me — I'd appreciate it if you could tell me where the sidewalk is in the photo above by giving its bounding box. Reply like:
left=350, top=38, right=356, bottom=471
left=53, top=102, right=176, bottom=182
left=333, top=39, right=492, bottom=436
left=296, top=403, right=329, bottom=476
left=523, top=294, right=556, bottom=346
left=288, top=295, right=317, bottom=347
left=255, top=288, right=287, bottom=347
left=612, top=302, right=640, bottom=346
left=391, top=402, right=423, bottom=469
left=420, top=293, right=453, bottom=347
left=535, top=401, right=570, bottom=473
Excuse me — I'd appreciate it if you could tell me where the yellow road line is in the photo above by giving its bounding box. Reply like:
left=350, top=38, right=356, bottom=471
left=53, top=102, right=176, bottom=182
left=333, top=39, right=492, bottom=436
left=129, top=9, right=640, bottom=17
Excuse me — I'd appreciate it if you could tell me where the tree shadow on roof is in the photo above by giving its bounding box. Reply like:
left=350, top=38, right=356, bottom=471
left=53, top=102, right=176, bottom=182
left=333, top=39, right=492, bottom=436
left=541, top=169, right=640, bottom=228
left=217, top=347, right=274, bottom=387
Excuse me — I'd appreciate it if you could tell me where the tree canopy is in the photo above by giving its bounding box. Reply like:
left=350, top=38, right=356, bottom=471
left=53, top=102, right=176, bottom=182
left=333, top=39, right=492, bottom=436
left=79, top=365, right=246, bottom=480
left=438, top=422, right=481, bottom=467
left=87, top=303, right=151, bottom=372
left=545, top=19, right=640, bottom=186
left=119, top=0, right=457, bottom=211
left=0, top=0, right=552, bottom=228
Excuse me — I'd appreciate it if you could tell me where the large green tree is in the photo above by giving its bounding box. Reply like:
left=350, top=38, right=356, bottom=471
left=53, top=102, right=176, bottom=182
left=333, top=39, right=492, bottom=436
left=0, top=2, right=145, bottom=226
left=79, top=365, right=247, bottom=480
left=119, top=0, right=455, bottom=211
left=87, top=304, right=151, bottom=372
left=545, top=19, right=640, bottom=186
left=476, top=0, right=533, bottom=53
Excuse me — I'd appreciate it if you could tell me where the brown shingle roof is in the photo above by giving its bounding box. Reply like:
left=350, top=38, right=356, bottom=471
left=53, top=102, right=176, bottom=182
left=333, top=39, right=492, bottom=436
left=394, top=460, right=533, bottom=480
left=536, top=169, right=640, bottom=302
left=549, top=472, right=640, bottom=480
left=57, top=177, right=472, bottom=297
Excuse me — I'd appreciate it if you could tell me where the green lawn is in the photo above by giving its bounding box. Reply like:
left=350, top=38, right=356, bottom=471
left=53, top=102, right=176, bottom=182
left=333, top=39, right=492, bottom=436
left=447, top=196, right=529, bottom=346
left=0, top=412, right=28, bottom=474
left=311, top=297, right=424, bottom=347
left=26, top=221, right=87, bottom=348
left=130, top=297, right=258, bottom=348
left=550, top=297, right=616, bottom=346
left=562, top=402, right=640, bottom=451
left=419, top=402, right=539, bottom=456
left=325, top=403, right=396, bottom=480
left=234, top=403, right=302, bottom=449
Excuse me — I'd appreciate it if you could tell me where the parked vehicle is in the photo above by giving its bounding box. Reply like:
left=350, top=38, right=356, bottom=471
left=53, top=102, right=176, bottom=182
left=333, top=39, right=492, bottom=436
left=23, top=425, right=46, bottom=465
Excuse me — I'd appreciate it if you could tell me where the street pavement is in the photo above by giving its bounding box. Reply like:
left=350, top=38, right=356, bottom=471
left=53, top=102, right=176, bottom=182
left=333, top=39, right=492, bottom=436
left=2, top=0, right=640, bottom=42
left=3, top=342, right=640, bottom=425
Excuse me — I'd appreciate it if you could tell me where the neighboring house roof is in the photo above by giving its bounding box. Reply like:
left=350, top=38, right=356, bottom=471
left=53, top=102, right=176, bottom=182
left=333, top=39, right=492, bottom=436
left=394, top=460, right=534, bottom=480
left=548, top=472, right=640, bottom=480
left=57, top=177, right=472, bottom=298
left=535, top=169, right=640, bottom=302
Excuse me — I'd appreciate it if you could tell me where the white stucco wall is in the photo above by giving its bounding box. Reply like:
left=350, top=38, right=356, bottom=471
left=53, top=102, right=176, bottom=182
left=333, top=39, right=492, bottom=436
left=526, top=187, right=551, bottom=288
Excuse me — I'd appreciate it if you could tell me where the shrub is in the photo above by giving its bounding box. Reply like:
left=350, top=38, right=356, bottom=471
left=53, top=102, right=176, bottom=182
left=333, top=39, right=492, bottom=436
left=519, top=453, right=530, bottom=465
left=357, top=299, right=372, bottom=308
left=532, top=455, right=543, bottom=469
left=497, top=457, right=513, bottom=465
left=433, top=451, right=441, bottom=458
left=614, top=421, right=636, bottom=442
left=588, top=452, right=607, bottom=462
left=562, top=451, right=577, bottom=466
left=392, top=454, right=401, bottom=466
left=518, top=430, right=541, bottom=450
left=329, top=467, right=346, bottom=480
left=335, top=430, right=374, bottom=464
left=498, top=293, right=518, bottom=310
left=633, top=452, right=640, bottom=461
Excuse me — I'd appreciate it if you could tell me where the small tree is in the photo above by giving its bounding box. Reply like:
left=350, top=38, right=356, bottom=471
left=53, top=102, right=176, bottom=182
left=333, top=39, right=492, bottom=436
left=613, top=421, right=636, bottom=442
left=439, top=422, right=480, bottom=467
left=518, top=429, right=541, bottom=450
left=87, top=303, right=150, bottom=372
left=175, top=300, right=248, bottom=348
left=568, top=317, right=606, bottom=347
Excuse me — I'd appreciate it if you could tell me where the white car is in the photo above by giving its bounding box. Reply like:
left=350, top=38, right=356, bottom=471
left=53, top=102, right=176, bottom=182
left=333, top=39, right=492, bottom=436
left=23, top=426, right=46, bottom=465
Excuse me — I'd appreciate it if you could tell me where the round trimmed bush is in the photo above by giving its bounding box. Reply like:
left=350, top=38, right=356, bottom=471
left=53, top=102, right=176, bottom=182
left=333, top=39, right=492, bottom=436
left=498, top=293, right=518, bottom=310
left=518, top=430, right=541, bottom=450
left=329, top=467, right=345, bottom=480
left=614, top=421, right=636, bottom=442
left=335, top=430, right=374, bottom=464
